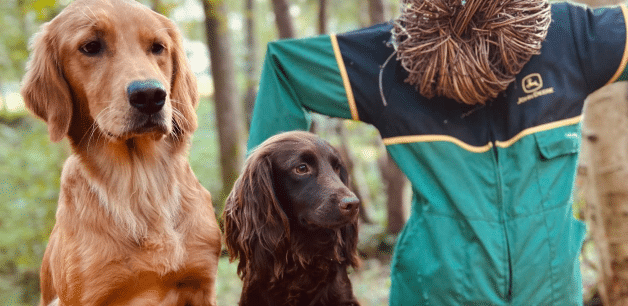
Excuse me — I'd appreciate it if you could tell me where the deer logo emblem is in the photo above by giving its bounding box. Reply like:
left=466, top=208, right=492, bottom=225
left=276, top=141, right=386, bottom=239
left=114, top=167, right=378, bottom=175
left=522, top=73, right=543, bottom=93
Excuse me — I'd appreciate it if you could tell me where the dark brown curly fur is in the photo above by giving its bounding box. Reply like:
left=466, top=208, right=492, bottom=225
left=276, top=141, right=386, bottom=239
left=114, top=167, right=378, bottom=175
left=223, top=131, right=361, bottom=306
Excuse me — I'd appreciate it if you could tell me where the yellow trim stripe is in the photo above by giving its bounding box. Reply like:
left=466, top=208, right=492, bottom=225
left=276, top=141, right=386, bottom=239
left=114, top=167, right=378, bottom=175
left=330, top=34, right=359, bottom=121
left=495, top=115, right=583, bottom=148
left=383, top=135, right=494, bottom=153
left=382, top=115, right=583, bottom=152
left=606, top=4, right=628, bottom=85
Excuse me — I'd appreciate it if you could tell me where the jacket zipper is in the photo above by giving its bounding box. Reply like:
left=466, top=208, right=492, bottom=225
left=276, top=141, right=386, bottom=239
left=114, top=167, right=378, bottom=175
left=488, top=116, right=513, bottom=301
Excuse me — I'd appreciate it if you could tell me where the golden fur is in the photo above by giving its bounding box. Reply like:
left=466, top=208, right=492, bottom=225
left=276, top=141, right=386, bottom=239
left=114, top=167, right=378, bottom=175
left=20, top=0, right=221, bottom=305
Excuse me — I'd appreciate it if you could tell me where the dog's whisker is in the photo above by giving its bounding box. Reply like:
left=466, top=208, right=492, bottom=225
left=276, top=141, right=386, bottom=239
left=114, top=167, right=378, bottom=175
left=170, top=106, right=189, bottom=141
left=85, top=6, right=97, bottom=23
left=85, top=123, right=99, bottom=150
left=171, top=101, right=192, bottom=125
left=80, top=100, right=111, bottom=149
left=81, top=11, right=94, bottom=24
left=85, top=117, right=102, bottom=150
left=86, top=104, right=116, bottom=150
left=154, top=27, right=172, bottom=35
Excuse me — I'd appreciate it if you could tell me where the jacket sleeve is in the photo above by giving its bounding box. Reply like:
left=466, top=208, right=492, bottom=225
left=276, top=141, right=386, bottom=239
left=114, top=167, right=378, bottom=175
left=247, top=35, right=357, bottom=151
left=601, top=4, right=628, bottom=84
left=554, top=3, right=628, bottom=90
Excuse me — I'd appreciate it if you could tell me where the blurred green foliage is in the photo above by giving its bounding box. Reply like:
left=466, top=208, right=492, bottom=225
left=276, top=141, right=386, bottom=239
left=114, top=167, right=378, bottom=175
left=0, top=112, right=67, bottom=305
left=0, top=0, right=66, bottom=82
left=190, top=97, right=223, bottom=199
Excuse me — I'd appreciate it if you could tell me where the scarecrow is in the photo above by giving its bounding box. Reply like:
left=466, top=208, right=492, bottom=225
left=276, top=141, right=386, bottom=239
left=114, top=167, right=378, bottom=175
left=247, top=0, right=628, bottom=304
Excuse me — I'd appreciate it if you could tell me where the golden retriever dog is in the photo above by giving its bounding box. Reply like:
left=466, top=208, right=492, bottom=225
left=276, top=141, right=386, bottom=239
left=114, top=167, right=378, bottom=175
left=20, top=0, right=221, bottom=305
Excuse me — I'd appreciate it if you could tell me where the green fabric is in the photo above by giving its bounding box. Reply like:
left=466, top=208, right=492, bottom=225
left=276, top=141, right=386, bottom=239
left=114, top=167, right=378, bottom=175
left=247, top=35, right=352, bottom=152
left=387, top=124, right=586, bottom=305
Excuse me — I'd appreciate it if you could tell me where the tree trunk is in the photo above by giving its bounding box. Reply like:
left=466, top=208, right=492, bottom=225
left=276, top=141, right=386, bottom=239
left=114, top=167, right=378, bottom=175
left=576, top=1, right=628, bottom=305
left=318, top=0, right=327, bottom=35
left=271, top=0, right=295, bottom=39
left=582, top=82, right=628, bottom=306
left=368, top=0, right=407, bottom=235
left=379, top=152, right=406, bottom=234
left=243, top=0, right=258, bottom=128
left=202, top=0, right=245, bottom=212
left=368, top=0, right=387, bottom=26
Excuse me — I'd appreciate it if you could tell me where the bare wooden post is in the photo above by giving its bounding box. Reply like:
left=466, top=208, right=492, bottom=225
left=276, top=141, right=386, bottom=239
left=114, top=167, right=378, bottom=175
left=572, top=1, right=628, bottom=304
left=582, top=82, right=628, bottom=305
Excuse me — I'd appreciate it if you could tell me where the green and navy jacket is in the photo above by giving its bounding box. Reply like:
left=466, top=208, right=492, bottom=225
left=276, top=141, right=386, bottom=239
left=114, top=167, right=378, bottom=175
left=247, top=3, right=628, bottom=305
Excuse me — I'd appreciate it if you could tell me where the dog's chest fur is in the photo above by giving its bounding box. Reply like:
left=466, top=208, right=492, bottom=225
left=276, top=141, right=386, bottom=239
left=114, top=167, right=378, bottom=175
left=53, top=153, right=219, bottom=303
left=78, top=151, right=186, bottom=260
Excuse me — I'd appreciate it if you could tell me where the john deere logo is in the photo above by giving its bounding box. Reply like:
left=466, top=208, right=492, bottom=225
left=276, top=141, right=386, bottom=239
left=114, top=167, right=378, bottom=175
left=522, top=73, right=543, bottom=93
left=517, top=73, right=554, bottom=105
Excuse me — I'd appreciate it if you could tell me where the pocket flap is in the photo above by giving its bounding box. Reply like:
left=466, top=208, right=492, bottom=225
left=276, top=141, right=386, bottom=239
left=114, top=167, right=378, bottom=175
left=534, top=124, right=580, bottom=159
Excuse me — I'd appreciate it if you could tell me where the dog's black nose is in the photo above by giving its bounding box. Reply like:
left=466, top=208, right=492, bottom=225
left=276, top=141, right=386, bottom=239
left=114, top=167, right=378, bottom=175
left=128, top=80, right=166, bottom=114
left=339, top=195, right=360, bottom=215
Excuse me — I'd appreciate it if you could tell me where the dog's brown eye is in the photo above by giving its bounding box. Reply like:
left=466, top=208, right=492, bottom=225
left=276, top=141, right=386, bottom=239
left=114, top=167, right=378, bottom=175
left=80, top=40, right=103, bottom=55
left=151, top=43, right=165, bottom=55
left=294, top=164, right=309, bottom=175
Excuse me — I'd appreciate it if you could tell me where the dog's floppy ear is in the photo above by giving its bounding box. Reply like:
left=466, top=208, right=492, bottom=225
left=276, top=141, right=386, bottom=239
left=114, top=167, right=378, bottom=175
left=164, top=18, right=198, bottom=136
left=20, top=22, right=72, bottom=143
left=341, top=222, right=361, bottom=269
left=223, top=152, right=290, bottom=282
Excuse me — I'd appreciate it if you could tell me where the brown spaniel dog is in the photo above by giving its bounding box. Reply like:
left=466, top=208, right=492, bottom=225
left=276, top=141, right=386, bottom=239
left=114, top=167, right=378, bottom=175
left=223, top=131, right=361, bottom=306
left=20, top=0, right=220, bottom=305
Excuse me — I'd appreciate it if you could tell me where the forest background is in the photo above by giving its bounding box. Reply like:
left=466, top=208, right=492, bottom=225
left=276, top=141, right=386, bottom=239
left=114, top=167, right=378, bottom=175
left=0, top=0, right=617, bottom=305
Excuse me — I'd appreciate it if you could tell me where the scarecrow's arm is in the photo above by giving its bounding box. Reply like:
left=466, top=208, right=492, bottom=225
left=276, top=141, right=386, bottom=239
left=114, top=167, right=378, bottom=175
left=554, top=3, right=628, bottom=90
left=247, top=35, right=357, bottom=151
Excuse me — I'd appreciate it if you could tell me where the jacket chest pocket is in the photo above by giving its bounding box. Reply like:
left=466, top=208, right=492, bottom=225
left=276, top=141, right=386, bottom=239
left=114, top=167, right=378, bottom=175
left=533, top=123, right=581, bottom=210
